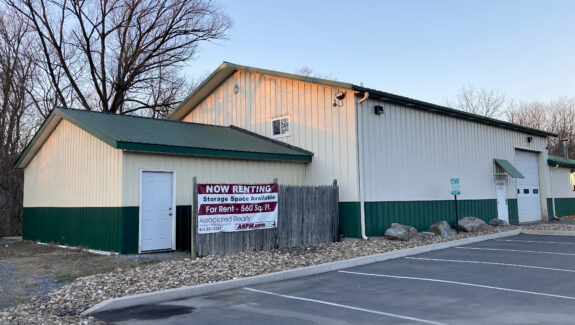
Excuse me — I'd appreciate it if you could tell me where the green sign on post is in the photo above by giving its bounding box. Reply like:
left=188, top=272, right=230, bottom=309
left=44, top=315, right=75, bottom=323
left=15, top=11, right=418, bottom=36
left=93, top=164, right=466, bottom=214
left=450, top=178, right=460, bottom=196
left=451, top=178, right=460, bottom=233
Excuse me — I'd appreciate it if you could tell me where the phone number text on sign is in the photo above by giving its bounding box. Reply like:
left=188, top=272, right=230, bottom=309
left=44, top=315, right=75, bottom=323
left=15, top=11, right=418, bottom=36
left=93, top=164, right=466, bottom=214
left=197, top=184, right=278, bottom=234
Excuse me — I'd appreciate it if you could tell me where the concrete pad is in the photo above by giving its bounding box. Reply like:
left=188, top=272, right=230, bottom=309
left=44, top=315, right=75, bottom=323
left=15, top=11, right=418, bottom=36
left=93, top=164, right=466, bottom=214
left=82, top=229, right=520, bottom=316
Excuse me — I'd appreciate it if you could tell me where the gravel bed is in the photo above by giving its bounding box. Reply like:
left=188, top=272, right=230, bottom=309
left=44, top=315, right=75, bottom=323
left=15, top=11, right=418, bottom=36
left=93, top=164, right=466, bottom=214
left=0, top=226, right=521, bottom=325
left=0, top=264, right=64, bottom=310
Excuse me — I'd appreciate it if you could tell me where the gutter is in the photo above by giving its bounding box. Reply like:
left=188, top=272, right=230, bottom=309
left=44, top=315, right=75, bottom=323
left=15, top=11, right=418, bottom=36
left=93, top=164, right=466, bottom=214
left=356, top=92, right=369, bottom=240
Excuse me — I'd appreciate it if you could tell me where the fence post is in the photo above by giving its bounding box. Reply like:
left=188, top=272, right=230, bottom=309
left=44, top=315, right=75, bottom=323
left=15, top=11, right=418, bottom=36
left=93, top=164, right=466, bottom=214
left=191, top=177, right=198, bottom=258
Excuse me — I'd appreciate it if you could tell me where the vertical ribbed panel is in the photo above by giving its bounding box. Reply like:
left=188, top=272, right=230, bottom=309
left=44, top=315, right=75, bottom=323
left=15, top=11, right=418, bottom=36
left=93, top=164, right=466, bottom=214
left=364, top=199, right=497, bottom=236
left=23, top=207, right=138, bottom=253
left=508, top=199, right=519, bottom=224
left=339, top=202, right=361, bottom=238
left=553, top=198, right=575, bottom=217
left=181, top=70, right=359, bottom=202
left=23, top=120, right=123, bottom=207
left=549, top=167, right=575, bottom=198
left=122, top=152, right=308, bottom=206
left=359, top=99, right=548, bottom=203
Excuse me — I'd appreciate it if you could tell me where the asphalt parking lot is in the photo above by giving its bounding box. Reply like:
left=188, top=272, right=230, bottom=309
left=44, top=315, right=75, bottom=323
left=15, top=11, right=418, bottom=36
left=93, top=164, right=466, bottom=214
left=95, top=234, right=575, bottom=324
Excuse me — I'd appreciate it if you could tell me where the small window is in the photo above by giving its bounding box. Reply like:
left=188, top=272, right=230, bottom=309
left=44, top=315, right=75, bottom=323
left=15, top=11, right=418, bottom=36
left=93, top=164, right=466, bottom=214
left=517, top=189, right=520, bottom=194
left=524, top=189, right=529, bottom=194
left=271, top=116, right=291, bottom=138
left=533, top=189, right=538, bottom=194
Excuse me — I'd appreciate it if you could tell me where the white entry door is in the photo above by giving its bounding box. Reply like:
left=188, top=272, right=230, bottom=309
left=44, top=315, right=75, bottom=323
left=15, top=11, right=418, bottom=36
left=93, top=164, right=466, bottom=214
left=515, top=150, right=542, bottom=222
left=495, top=178, right=509, bottom=223
left=140, top=171, right=174, bottom=252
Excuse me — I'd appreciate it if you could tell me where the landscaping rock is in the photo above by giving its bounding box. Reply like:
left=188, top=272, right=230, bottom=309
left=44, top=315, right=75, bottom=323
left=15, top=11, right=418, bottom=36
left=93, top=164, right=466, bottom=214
left=489, top=218, right=508, bottom=227
left=458, top=217, right=488, bottom=232
left=418, top=232, right=437, bottom=240
left=384, top=223, right=418, bottom=241
left=429, top=221, right=455, bottom=237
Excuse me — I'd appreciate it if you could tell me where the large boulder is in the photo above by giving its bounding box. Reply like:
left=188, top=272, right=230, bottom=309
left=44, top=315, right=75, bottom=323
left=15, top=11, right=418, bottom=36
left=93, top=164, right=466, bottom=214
left=384, top=223, right=418, bottom=241
left=417, top=231, right=437, bottom=240
left=489, top=218, right=508, bottom=227
left=458, top=217, right=488, bottom=232
left=429, top=221, right=455, bottom=237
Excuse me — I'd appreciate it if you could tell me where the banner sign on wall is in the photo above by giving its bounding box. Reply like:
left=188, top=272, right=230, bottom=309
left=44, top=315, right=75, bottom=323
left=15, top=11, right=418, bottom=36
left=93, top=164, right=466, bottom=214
left=197, top=183, right=279, bottom=234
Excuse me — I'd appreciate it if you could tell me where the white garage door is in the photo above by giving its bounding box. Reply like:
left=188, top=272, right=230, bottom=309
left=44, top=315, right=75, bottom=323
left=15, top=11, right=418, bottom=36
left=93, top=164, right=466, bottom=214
left=515, top=150, right=542, bottom=222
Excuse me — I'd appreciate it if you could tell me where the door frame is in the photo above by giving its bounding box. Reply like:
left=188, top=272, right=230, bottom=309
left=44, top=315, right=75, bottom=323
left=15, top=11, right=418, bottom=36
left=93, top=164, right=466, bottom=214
left=138, top=169, right=177, bottom=253
left=514, top=148, right=545, bottom=222
left=495, top=177, right=509, bottom=222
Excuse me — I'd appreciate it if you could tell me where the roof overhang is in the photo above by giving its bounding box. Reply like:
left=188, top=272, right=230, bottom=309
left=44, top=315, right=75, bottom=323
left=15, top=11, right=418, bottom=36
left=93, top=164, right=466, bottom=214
left=169, top=61, right=556, bottom=138
left=167, top=62, right=354, bottom=121
left=547, top=155, right=575, bottom=168
left=355, top=86, right=557, bottom=138
left=494, top=159, right=524, bottom=178
left=15, top=108, right=313, bottom=169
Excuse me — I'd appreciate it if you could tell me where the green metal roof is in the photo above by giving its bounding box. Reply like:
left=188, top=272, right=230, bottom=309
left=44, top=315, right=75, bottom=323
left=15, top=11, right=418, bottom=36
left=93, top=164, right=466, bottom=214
left=15, top=108, right=313, bottom=168
left=548, top=155, right=575, bottom=168
left=168, top=62, right=557, bottom=138
left=494, top=159, right=524, bottom=178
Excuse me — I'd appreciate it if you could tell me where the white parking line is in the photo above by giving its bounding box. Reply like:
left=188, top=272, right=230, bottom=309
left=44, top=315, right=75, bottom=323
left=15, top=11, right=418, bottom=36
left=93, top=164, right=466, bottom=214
left=405, top=257, right=575, bottom=273
left=338, top=271, right=575, bottom=301
left=495, top=239, right=575, bottom=245
left=243, top=287, right=446, bottom=325
left=456, top=247, right=575, bottom=256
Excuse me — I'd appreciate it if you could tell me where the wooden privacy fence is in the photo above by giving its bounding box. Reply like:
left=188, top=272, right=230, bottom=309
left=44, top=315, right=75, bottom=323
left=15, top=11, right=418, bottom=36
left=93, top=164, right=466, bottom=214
left=193, top=181, right=339, bottom=257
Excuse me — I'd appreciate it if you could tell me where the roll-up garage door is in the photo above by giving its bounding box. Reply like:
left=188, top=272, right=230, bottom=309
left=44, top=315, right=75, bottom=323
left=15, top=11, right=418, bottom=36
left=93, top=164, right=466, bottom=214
left=515, top=150, right=542, bottom=222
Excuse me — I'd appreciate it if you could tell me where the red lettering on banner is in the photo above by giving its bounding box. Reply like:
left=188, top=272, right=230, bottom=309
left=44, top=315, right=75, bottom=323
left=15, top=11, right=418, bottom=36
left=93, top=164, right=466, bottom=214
left=198, top=184, right=278, bottom=195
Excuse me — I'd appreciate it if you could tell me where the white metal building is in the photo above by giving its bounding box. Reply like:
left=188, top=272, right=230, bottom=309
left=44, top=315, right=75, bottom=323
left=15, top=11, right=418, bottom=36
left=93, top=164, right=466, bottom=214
left=169, top=62, right=557, bottom=238
left=17, top=62, right=559, bottom=254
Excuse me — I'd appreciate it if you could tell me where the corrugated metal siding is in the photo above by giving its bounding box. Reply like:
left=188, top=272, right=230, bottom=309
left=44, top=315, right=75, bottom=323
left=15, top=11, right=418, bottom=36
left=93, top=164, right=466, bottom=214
left=549, top=167, right=575, bottom=198
left=339, top=202, right=361, bottom=238
left=122, top=152, right=307, bottom=206
left=23, top=120, right=123, bottom=207
left=508, top=199, right=519, bottom=224
left=22, top=207, right=138, bottom=253
left=359, top=99, right=549, bottom=203
left=553, top=198, right=575, bottom=217
left=181, top=70, right=359, bottom=202
left=364, top=200, right=497, bottom=235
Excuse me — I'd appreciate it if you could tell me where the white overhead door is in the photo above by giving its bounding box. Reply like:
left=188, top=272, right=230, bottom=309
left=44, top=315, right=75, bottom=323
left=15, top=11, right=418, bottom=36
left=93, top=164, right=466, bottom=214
left=515, top=150, right=542, bottom=222
left=140, top=171, right=174, bottom=252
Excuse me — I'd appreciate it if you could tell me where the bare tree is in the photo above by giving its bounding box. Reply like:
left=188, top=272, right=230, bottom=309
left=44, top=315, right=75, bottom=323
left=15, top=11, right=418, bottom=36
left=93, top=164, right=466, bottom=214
left=0, top=9, right=37, bottom=236
left=7, top=0, right=231, bottom=115
left=447, top=84, right=506, bottom=118
left=294, top=66, right=337, bottom=81
left=507, top=98, right=575, bottom=157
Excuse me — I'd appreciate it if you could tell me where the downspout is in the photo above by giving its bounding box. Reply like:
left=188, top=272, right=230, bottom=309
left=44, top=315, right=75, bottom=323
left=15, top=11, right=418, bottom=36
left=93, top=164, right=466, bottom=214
left=356, top=92, right=369, bottom=240
left=550, top=164, right=559, bottom=218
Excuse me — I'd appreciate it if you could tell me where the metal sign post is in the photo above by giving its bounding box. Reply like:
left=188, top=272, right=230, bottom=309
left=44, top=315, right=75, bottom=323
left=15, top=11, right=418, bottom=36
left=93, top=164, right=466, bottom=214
left=451, top=178, right=460, bottom=234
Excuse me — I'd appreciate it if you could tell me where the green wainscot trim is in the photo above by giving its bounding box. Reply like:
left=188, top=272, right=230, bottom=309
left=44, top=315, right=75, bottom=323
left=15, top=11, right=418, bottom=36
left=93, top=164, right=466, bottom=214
left=339, top=202, right=361, bottom=238
left=547, top=197, right=575, bottom=218
left=547, top=198, right=554, bottom=219
left=23, top=207, right=139, bottom=254
left=507, top=199, right=519, bottom=225
left=364, top=199, right=498, bottom=236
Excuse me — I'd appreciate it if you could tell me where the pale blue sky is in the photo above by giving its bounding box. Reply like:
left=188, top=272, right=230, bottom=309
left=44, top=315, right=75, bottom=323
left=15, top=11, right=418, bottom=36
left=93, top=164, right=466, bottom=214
left=184, top=0, right=575, bottom=106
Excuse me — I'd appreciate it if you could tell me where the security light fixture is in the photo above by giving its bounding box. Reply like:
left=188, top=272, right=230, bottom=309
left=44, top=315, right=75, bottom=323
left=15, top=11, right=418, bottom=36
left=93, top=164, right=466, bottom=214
left=527, top=136, right=533, bottom=143
left=335, top=91, right=346, bottom=100
left=374, top=105, right=384, bottom=115
left=233, top=85, right=240, bottom=94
